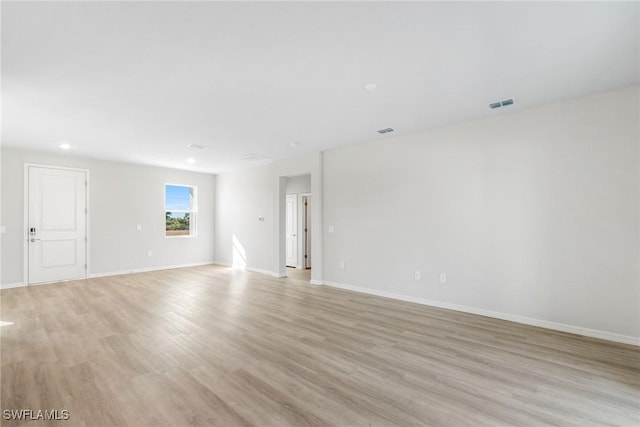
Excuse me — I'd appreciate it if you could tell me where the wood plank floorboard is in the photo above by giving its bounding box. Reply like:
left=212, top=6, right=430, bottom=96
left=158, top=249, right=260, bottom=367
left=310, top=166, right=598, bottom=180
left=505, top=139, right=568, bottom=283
left=1, top=265, right=639, bottom=426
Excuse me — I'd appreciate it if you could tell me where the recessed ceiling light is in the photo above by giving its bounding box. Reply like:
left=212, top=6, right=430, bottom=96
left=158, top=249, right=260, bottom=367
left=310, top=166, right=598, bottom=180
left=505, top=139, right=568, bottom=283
left=364, top=83, right=377, bottom=91
left=187, top=144, right=206, bottom=149
left=187, top=157, right=195, bottom=164
left=58, top=143, right=71, bottom=150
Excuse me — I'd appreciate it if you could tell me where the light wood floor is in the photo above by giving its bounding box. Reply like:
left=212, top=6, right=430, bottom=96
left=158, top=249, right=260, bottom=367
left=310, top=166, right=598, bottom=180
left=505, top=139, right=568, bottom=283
left=1, top=265, right=639, bottom=426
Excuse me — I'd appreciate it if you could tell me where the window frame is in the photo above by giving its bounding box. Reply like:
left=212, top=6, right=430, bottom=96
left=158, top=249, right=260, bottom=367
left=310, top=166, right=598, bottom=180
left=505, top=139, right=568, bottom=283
left=164, top=183, right=198, bottom=239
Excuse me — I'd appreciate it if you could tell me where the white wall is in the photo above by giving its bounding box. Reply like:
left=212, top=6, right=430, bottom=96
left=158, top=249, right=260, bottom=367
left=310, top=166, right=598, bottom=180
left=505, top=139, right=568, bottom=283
left=0, top=145, right=3, bottom=287
left=286, top=174, right=311, bottom=268
left=323, top=85, right=640, bottom=342
left=286, top=174, right=311, bottom=195
left=1, top=148, right=216, bottom=285
left=4, top=86, right=635, bottom=344
left=215, top=152, right=322, bottom=281
left=215, top=164, right=274, bottom=272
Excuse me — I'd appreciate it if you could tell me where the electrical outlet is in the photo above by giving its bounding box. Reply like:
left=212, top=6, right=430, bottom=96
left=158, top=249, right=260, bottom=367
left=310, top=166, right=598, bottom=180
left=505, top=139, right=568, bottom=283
left=440, top=273, right=447, bottom=284
left=339, top=260, right=345, bottom=270
left=328, top=225, right=335, bottom=234
left=147, top=250, right=153, bottom=257
left=414, top=270, right=421, bottom=280
left=136, top=224, right=142, bottom=231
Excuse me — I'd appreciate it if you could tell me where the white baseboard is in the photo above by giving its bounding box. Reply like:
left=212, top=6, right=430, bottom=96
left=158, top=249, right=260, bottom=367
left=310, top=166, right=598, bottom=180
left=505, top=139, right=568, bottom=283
left=248, top=267, right=276, bottom=276
left=2, top=261, right=216, bottom=289
left=213, top=261, right=277, bottom=277
left=3, top=261, right=268, bottom=289
left=272, top=272, right=287, bottom=278
left=1, top=282, right=25, bottom=290
left=213, top=261, right=233, bottom=268
left=323, top=280, right=639, bottom=347
left=310, top=279, right=324, bottom=286
left=89, top=261, right=215, bottom=279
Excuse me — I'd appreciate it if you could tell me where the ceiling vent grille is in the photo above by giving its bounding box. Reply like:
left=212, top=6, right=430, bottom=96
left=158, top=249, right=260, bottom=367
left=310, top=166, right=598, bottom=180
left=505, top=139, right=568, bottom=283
left=377, top=128, right=395, bottom=134
left=187, top=143, right=206, bottom=149
left=489, top=98, right=515, bottom=109
left=240, top=153, right=271, bottom=162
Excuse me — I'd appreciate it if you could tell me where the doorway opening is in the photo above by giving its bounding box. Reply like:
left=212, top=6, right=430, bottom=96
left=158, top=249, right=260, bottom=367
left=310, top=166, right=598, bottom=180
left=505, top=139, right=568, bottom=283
left=284, top=174, right=311, bottom=281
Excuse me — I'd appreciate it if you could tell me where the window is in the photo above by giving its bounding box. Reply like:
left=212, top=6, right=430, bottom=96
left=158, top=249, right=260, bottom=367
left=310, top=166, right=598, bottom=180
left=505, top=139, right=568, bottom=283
left=165, top=184, right=197, bottom=237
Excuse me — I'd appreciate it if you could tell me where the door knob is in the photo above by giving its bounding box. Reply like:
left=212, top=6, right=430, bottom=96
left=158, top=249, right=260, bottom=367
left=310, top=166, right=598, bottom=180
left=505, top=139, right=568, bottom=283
left=30, top=238, right=41, bottom=242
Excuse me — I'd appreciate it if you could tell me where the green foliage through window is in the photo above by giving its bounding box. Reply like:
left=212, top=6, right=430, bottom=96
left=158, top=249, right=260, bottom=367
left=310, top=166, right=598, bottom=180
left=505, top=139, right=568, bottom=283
left=165, top=185, right=197, bottom=237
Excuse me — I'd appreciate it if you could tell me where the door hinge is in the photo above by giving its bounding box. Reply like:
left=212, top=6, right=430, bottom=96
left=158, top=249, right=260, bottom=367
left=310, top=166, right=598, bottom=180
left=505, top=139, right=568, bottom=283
left=85, top=181, right=88, bottom=186
left=85, top=236, right=87, bottom=242
left=84, top=264, right=87, bottom=269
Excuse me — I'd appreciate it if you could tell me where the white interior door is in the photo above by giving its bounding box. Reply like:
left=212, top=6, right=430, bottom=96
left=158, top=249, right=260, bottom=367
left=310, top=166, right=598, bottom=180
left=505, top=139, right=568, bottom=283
left=28, top=166, right=87, bottom=284
left=285, top=194, right=298, bottom=267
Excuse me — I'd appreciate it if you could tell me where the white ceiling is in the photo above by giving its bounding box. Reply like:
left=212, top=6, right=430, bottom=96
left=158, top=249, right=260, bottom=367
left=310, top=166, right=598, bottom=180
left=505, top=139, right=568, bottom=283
left=2, top=1, right=638, bottom=174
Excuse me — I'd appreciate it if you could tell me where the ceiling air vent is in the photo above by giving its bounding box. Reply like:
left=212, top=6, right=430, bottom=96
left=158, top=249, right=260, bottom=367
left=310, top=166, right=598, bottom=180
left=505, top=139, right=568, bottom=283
left=377, top=128, right=395, bottom=134
left=488, top=98, right=515, bottom=109
left=240, top=153, right=271, bottom=162
left=187, top=143, right=206, bottom=149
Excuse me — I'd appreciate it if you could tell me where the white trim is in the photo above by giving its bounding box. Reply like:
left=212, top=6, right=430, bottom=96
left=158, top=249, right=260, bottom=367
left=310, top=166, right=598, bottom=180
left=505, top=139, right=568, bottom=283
left=86, top=169, right=91, bottom=281
left=213, top=261, right=234, bottom=268
left=213, top=261, right=233, bottom=268
left=244, top=267, right=273, bottom=275
left=285, top=194, right=299, bottom=268
left=247, top=267, right=275, bottom=276
left=23, top=163, right=90, bottom=286
left=1, top=282, right=26, bottom=290
left=272, top=272, right=287, bottom=278
left=2, top=262, right=215, bottom=289
left=88, top=261, right=214, bottom=278
left=323, top=280, right=639, bottom=347
left=309, top=279, right=324, bottom=286
left=301, top=192, right=311, bottom=270
left=164, top=182, right=198, bottom=238
left=213, top=261, right=276, bottom=277
left=23, top=166, right=27, bottom=284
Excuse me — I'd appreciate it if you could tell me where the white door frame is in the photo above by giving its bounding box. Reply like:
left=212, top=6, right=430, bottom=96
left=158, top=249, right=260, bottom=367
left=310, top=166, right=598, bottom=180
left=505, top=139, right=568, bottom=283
left=285, top=194, right=298, bottom=267
left=301, top=192, right=311, bottom=269
left=23, top=163, right=91, bottom=285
